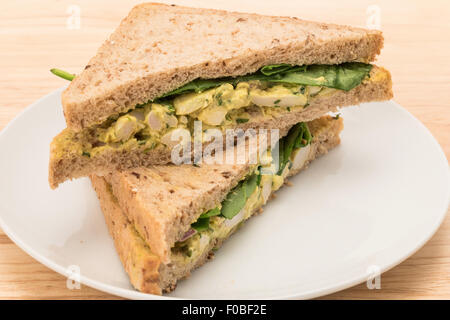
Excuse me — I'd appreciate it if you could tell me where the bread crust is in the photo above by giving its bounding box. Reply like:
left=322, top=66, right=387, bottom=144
left=62, top=2, right=383, bottom=131
left=49, top=66, right=392, bottom=188
left=90, top=175, right=163, bottom=294
left=91, top=115, right=343, bottom=294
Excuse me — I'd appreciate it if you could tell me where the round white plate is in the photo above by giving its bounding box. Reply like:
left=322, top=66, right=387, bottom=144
left=0, top=88, right=448, bottom=299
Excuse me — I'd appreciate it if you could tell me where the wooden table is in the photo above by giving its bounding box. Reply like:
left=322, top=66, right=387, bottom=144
left=0, top=0, right=448, bottom=299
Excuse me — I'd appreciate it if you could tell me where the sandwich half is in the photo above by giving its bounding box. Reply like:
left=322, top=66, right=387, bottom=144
left=91, top=115, right=343, bottom=294
left=49, top=3, right=392, bottom=188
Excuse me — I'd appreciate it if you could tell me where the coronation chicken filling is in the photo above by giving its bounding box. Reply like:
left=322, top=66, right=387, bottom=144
left=51, top=62, right=377, bottom=159
left=70, top=81, right=325, bottom=157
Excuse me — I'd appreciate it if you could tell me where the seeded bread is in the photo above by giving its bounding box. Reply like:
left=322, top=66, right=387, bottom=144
left=91, top=177, right=163, bottom=294
left=49, top=66, right=391, bottom=188
left=90, top=115, right=343, bottom=294
left=63, top=2, right=383, bottom=131
left=97, top=116, right=343, bottom=264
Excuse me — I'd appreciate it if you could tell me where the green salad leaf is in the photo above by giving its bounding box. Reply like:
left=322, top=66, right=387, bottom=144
left=191, top=217, right=210, bottom=232
left=199, top=207, right=221, bottom=219
left=277, top=122, right=312, bottom=174
left=160, top=79, right=232, bottom=98
left=275, top=138, right=284, bottom=175
left=220, top=172, right=261, bottom=220
left=279, top=124, right=303, bottom=174
left=244, top=173, right=259, bottom=197
left=260, top=64, right=307, bottom=76
left=220, top=181, right=247, bottom=219
left=190, top=172, right=261, bottom=231
left=260, top=64, right=293, bottom=75
left=272, top=63, right=373, bottom=91
left=161, top=62, right=372, bottom=98
left=294, top=122, right=312, bottom=149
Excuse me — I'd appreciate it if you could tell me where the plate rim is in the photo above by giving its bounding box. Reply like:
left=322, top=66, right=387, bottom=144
left=0, top=89, right=448, bottom=300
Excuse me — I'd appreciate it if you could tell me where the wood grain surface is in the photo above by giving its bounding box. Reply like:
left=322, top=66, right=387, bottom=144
left=0, top=0, right=449, bottom=300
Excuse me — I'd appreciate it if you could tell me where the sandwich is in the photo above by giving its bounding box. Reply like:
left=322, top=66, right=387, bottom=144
left=91, top=115, right=343, bottom=294
left=49, top=3, right=392, bottom=188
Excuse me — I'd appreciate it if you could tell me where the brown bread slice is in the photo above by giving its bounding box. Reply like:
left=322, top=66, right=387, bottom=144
left=63, top=2, right=383, bottom=131
left=90, top=115, right=343, bottom=294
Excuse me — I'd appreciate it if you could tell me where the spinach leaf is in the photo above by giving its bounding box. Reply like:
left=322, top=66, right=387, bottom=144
left=160, top=62, right=372, bottom=99
left=192, top=172, right=259, bottom=229
left=191, top=217, right=210, bottom=232
left=259, top=64, right=306, bottom=76
left=293, top=122, right=312, bottom=149
left=220, top=181, right=247, bottom=219
left=336, top=63, right=373, bottom=91
left=160, top=79, right=232, bottom=98
left=190, top=208, right=219, bottom=231
left=199, top=207, right=221, bottom=219
left=275, top=138, right=284, bottom=175
left=220, top=172, right=260, bottom=220
left=278, top=123, right=303, bottom=174
left=245, top=174, right=258, bottom=197
left=268, top=63, right=372, bottom=91
left=260, top=64, right=308, bottom=76
left=260, top=64, right=293, bottom=75
left=277, top=122, right=313, bottom=174
left=256, top=169, right=262, bottom=185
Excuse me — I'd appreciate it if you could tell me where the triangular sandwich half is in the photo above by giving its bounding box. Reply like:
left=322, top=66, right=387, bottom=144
left=90, top=115, right=343, bottom=294
left=50, top=3, right=392, bottom=188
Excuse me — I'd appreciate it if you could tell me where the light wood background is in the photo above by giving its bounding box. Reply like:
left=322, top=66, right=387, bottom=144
left=0, top=0, right=449, bottom=299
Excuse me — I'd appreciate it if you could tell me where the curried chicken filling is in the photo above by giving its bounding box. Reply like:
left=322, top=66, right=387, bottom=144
left=98, top=81, right=318, bottom=146
left=52, top=62, right=374, bottom=159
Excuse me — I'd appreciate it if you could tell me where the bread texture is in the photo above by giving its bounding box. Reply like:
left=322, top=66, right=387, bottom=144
left=49, top=66, right=391, bottom=188
left=90, top=115, right=343, bottom=294
left=62, top=2, right=383, bottom=131
left=96, top=115, right=343, bottom=264
left=91, top=177, right=163, bottom=294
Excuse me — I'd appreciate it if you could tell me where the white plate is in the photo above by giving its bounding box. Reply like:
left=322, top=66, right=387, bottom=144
left=0, top=88, right=448, bottom=299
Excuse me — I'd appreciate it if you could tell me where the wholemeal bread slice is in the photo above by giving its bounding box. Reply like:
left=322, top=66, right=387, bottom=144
left=63, top=2, right=383, bottom=131
left=90, top=115, right=343, bottom=294
left=49, top=66, right=391, bottom=188
left=96, top=116, right=343, bottom=264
